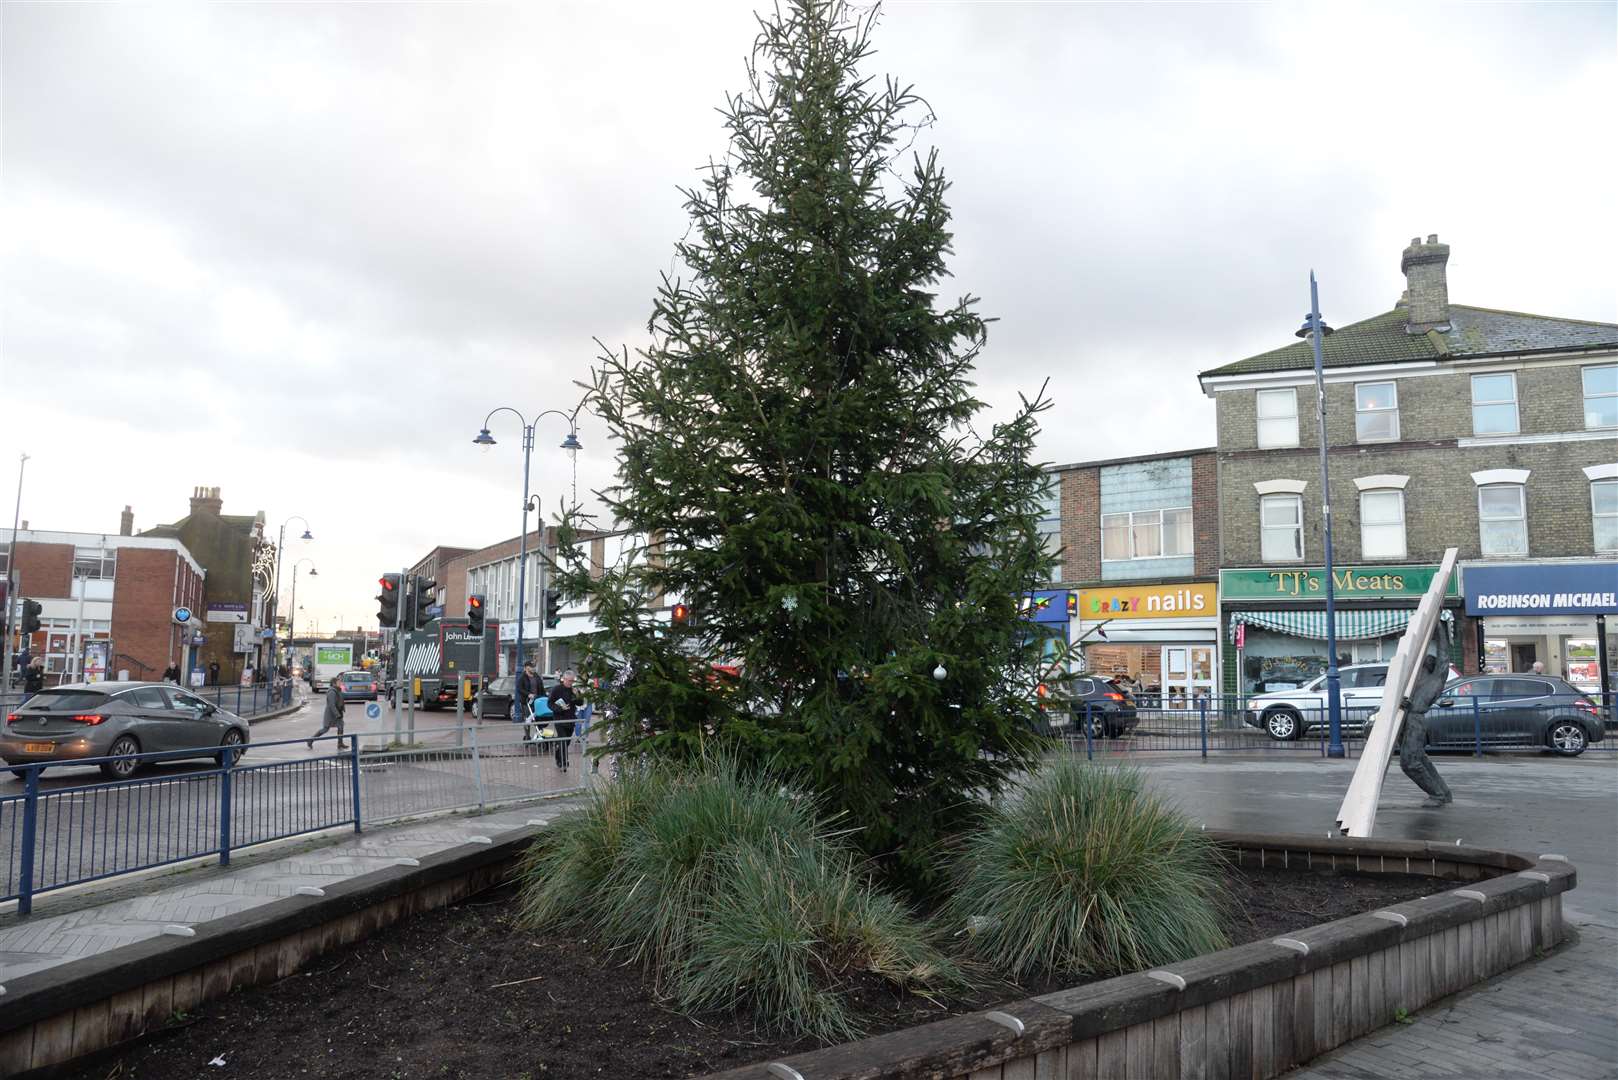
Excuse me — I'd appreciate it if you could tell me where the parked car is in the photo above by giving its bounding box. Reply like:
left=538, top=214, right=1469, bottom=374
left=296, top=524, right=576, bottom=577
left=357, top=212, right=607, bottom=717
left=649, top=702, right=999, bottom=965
left=1421, top=675, right=1604, bottom=757
left=1065, top=676, right=1139, bottom=738
left=474, top=674, right=556, bottom=721
left=2, top=682, right=250, bottom=781
left=1243, top=664, right=1393, bottom=741
left=336, top=670, right=380, bottom=702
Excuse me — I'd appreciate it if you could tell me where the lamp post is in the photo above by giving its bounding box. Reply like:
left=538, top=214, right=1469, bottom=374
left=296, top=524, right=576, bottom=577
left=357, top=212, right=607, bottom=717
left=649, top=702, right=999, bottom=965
left=2, top=452, right=28, bottom=693
left=473, top=406, right=584, bottom=679
left=287, top=560, right=316, bottom=664
left=1296, top=273, right=1344, bottom=758
left=270, top=516, right=313, bottom=674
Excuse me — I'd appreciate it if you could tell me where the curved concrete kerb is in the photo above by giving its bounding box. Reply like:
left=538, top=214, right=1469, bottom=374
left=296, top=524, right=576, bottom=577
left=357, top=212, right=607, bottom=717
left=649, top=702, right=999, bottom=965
left=1146, top=970, right=1187, bottom=991
left=983, top=1010, right=1026, bottom=1036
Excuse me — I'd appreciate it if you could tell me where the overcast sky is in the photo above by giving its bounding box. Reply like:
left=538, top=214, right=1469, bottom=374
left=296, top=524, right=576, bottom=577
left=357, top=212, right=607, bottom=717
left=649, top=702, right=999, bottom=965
left=4, top=0, right=1614, bottom=630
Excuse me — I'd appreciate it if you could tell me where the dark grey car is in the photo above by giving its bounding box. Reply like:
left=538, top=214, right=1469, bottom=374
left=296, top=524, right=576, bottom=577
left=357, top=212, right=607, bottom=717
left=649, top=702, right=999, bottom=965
left=1425, top=675, right=1604, bottom=756
left=2, top=682, right=250, bottom=780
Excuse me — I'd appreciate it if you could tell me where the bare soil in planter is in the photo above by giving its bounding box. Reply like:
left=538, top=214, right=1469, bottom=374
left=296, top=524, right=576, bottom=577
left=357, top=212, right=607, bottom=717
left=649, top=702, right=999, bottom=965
left=65, top=867, right=1443, bottom=1080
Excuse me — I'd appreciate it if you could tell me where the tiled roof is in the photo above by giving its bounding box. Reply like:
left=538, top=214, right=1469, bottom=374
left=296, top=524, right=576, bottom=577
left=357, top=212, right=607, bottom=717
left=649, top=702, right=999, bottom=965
left=1203, top=305, right=1618, bottom=378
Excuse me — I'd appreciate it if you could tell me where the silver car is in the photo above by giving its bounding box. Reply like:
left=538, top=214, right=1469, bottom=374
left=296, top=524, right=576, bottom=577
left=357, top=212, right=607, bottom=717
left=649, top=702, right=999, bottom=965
left=2, top=682, right=250, bottom=780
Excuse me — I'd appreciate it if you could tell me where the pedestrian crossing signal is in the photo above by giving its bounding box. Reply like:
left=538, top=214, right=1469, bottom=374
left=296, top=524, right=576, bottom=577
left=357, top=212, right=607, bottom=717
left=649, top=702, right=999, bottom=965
left=670, top=602, right=690, bottom=626
left=377, top=574, right=402, bottom=628
left=467, top=594, right=485, bottom=635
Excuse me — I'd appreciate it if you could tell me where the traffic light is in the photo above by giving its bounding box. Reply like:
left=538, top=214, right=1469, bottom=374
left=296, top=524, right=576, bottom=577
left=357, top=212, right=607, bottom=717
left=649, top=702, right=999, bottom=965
left=467, top=594, right=485, bottom=635
left=413, top=577, right=436, bottom=630
left=670, top=602, right=690, bottom=627
left=21, top=599, right=42, bottom=636
left=544, top=590, right=562, bottom=629
left=377, top=574, right=402, bottom=628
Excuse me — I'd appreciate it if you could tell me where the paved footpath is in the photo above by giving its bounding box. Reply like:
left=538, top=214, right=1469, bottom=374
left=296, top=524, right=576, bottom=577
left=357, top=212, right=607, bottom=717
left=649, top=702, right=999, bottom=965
left=1132, top=753, right=1618, bottom=1080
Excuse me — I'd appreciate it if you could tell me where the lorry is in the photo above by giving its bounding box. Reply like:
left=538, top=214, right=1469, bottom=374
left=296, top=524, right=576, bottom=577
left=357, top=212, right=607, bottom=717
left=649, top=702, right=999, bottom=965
left=310, top=641, right=355, bottom=690
left=397, top=619, right=500, bottom=710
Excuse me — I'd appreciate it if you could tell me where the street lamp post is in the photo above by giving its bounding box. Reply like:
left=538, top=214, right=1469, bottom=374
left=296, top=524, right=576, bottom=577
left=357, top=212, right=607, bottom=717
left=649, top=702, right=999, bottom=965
left=1297, top=273, right=1344, bottom=758
left=270, top=516, right=313, bottom=675
left=473, top=406, right=583, bottom=683
left=287, top=560, right=316, bottom=665
left=2, top=453, right=28, bottom=694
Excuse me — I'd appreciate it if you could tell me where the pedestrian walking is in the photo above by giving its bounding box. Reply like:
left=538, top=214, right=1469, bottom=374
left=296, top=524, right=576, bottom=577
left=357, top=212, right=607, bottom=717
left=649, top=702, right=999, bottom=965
left=517, top=660, right=544, bottom=725
left=546, top=670, right=583, bottom=771
left=307, top=679, right=349, bottom=750
left=23, top=657, right=45, bottom=702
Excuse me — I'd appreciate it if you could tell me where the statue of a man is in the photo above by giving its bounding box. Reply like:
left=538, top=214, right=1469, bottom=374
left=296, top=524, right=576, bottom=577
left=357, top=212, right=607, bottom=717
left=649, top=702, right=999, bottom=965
left=1398, top=618, right=1454, bottom=807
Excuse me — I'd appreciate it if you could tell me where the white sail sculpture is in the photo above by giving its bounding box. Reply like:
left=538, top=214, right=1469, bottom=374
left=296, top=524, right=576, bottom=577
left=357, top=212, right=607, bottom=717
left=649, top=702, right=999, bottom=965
left=1335, top=547, right=1460, bottom=837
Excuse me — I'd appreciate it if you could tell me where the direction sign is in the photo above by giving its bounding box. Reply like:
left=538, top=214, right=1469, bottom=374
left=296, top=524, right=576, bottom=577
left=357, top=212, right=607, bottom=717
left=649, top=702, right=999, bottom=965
left=365, top=702, right=382, bottom=720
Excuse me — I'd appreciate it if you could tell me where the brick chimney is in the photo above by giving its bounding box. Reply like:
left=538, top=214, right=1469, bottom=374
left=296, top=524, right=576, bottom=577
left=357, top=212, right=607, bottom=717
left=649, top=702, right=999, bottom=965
left=1401, top=233, right=1451, bottom=333
left=119, top=506, right=134, bottom=536
left=189, top=486, right=224, bottom=517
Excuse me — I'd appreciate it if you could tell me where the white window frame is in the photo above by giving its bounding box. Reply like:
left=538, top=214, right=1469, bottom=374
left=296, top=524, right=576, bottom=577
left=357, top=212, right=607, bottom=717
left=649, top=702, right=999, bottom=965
left=1584, top=364, right=1617, bottom=430
left=1593, top=478, right=1618, bottom=553
left=1260, top=494, right=1305, bottom=563
left=1358, top=489, right=1407, bottom=560
left=1255, top=388, right=1299, bottom=448
left=1477, top=483, right=1528, bottom=557
left=1100, top=506, right=1194, bottom=561
left=1469, top=372, right=1519, bottom=436
left=1354, top=381, right=1400, bottom=443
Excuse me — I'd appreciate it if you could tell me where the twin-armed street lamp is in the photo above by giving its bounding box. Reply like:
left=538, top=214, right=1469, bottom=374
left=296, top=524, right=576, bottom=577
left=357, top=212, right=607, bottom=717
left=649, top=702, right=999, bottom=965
left=287, top=559, right=316, bottom=658
left=473, top=406, right=584, bottom=675
left=270, top=516, right=313, bottom=673
left=1296, top=272, right=1345, bottom=758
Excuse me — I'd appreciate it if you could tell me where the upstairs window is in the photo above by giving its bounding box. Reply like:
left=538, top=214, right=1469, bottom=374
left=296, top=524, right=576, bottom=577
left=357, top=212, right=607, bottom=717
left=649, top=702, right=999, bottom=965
left=1260, top=494, right=1304, bottom=562
left=1478, top=484, right=1527, bottom=556
left=1101, top=508, right=1194, bottom=560
left=72, top=548, right=117, bottom=580
left=1594, top=479, right=1618, bottom=553
left=1584, top=365, right=1617, bottom=429
left=1470, top=373, right=1519, bottom=436
left=1359, top=490, right=1407, bottom=560
left=1355, top=382, right=1400, bottom=442
left=1037, top=476, right=1063, bottom=581
left=1255, top=388, right=1299, bottom=448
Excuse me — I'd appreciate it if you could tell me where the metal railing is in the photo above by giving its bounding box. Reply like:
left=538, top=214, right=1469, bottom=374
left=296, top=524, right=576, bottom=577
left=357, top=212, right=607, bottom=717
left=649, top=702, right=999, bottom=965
left=1045, top=691, right=1613, bottom=760
left=1, top=724, right=592, bottom=914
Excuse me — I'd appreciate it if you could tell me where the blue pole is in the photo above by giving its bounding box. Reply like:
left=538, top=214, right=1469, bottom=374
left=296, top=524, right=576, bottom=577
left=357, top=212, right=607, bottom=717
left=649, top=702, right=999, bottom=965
left=218, top=757, right=233, bottom=867
left=1472, top=695, right=1483, bottom=757
left=1199, top=695, right=1208, bottom=758
left=351, top=737, right=363, bottom=833
left=18, top=766, right=38, bottom=915
left=1308, top=271, right=1345, bottom=759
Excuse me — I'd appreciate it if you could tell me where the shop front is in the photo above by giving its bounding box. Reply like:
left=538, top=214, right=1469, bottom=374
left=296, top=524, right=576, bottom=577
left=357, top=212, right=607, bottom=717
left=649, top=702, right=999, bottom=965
left=1074, top=582, right=1218, bottom=706
left=1463, top=561, right=1616, bottom=696
left=1220, top=565, right=1462, bottom=697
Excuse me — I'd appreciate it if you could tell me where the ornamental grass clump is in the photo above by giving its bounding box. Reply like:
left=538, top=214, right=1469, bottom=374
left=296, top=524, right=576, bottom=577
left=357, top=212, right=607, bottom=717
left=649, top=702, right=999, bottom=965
left=516, top=755, right=964, bottom=1043
left=946, top=759, right=1228, bottom=980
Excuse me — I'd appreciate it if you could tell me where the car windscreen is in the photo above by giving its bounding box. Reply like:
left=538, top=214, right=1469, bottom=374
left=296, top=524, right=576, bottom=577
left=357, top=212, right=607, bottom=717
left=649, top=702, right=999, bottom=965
left=23, top=689, right=110, bottom=712
left=340, top=673, right=371, bottom=684
left=489, top=678, right=513, bottom=693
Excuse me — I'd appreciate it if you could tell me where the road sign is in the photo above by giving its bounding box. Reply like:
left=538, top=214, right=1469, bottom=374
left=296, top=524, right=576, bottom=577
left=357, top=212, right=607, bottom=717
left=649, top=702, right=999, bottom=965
left=173, top=606, right=194, bottom=625
left=365, top=702, right=381, bottom=720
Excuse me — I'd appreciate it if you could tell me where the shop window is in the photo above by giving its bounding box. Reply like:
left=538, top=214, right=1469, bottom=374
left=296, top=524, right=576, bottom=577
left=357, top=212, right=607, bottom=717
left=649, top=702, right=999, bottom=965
left=1593, top=479, right=1618, bottom=553
left=1355, top=382, right=1400, bottom=443
left=1101, top=507, right=1193, bottom=561
left=1470, top=373, right=1518, bottom=436
left=1358, top=489, right=1406, bottom=560
left=1260, top=494, right=1304, bottom=562
left=1477, top=484, right=1527, bottom=556
left=1584, top=364, right=1617, bottom=430
left=1256, top=388, right=1299, bottom=448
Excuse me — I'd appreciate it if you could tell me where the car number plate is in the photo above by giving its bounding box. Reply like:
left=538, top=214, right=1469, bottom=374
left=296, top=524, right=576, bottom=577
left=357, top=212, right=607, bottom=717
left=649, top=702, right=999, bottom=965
left=23, top=742, right=53, bottom=753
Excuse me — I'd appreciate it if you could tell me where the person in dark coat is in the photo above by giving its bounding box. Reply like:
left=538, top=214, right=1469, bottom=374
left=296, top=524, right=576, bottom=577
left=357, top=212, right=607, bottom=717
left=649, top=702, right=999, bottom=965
left=208, top=660, right=220, bottom=686
left=308, top=680, right=348, bottom=750
left=23, top=657, right=46, bottom=701
left=161, top=663, right=181, bottom=684
left=1399, top=619, right=1454, bottom=808
left=516, top=660, right=544, bottom=725
left=546, top=670, right=583, bottom=771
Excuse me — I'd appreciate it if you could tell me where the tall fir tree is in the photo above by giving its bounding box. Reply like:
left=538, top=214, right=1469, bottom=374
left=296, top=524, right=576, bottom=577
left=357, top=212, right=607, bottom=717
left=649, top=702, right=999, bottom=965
left=555, top=0, right=1061, bottom=887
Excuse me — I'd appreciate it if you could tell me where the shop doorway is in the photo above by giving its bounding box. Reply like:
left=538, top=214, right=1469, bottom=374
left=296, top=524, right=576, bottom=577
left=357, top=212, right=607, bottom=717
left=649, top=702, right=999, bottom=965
left=1510, top=642, right=1538, bottom=672
left=1161, top=645, right=1215, bottom=707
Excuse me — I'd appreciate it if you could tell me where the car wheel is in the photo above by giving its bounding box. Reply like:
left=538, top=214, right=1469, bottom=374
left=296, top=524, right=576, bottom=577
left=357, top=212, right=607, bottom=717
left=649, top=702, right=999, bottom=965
left=1265, top=708, right=1303, bottom=741
left=218, top=729, right=246, bottom=767
left=1548, top=721, right=1587, bottom=757
left=101, top=735, right=142, bottom=780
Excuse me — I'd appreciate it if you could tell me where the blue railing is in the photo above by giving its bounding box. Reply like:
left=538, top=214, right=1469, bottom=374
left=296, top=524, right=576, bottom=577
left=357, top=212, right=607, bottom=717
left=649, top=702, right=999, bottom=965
left=1047, top=691, right=1613, bottom=759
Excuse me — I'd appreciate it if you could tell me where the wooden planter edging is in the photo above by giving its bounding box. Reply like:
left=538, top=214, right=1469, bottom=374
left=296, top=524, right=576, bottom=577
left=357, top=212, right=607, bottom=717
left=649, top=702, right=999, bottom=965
left=0, top=824, right=544, bottom=1078
left=704, top=832, right=1576, bottom=1080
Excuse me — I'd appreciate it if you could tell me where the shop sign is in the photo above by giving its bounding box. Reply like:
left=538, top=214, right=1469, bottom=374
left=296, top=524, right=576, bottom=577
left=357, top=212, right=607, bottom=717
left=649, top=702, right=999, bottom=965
left=1077, top=582, right=1216, bottom=621
left=1464, top=562, right=1618, bottom=616
left=1220, top=566, right=1456, bottom=601
left=1019, top=590, right=1073, bottom=625
left=206, top=602, right=249, bottom=624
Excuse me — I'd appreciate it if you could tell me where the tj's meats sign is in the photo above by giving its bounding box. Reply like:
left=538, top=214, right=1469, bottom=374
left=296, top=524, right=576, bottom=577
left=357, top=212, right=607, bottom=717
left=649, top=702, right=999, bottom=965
left=1220, top=565, right=1457, bottom=601
left=1465, top=563, right=1618, bottom=617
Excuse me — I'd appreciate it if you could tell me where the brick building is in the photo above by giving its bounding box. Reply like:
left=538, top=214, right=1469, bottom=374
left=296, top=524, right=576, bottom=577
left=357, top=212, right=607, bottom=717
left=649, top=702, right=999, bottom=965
left=405, top=546, right=473, bottom=614
left=140, top=488, right=272, bottom=685
left=1, top=515, right=206, bottom=684
left=1042, top=449, right=1222, bottom=702
left=1200, top=235, right=1617, bottom=696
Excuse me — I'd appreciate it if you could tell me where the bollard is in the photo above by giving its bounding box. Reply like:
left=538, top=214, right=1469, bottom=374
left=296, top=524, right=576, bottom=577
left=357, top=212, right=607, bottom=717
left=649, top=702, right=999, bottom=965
left=1472, top=695, right=1483, bottom=757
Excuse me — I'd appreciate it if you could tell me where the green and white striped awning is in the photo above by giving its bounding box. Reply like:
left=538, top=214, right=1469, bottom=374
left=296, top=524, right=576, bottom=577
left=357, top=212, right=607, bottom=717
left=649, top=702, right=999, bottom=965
left=1230, top=608, right=1452, bottom=643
